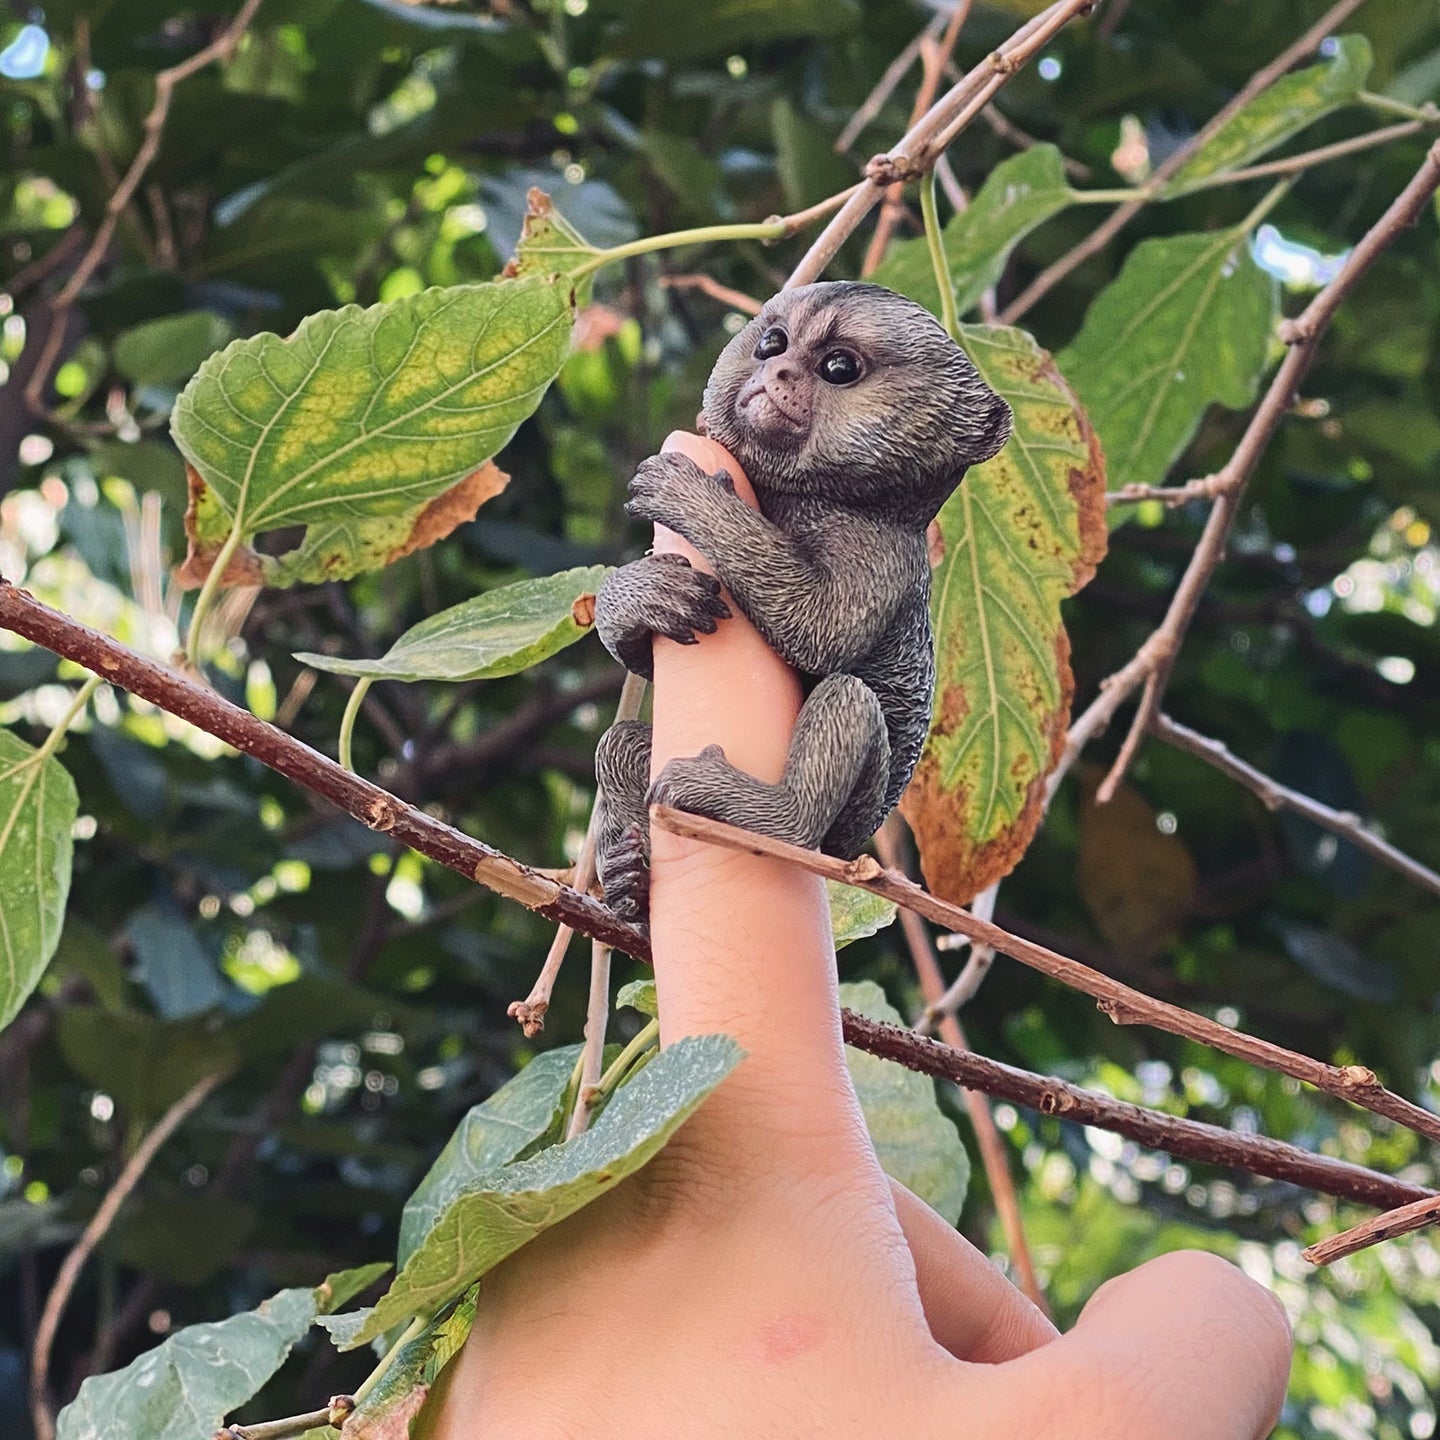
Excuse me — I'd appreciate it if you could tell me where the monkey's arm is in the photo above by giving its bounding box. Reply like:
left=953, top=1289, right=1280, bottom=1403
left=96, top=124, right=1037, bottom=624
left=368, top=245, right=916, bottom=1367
left=625, top=452, right=912, bottom=675
left=594, top=553, right=731, bottom=680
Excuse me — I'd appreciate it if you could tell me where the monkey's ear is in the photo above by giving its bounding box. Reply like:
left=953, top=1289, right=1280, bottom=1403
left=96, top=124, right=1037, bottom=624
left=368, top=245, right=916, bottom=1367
left=971, top=393, right=1013, bottom=466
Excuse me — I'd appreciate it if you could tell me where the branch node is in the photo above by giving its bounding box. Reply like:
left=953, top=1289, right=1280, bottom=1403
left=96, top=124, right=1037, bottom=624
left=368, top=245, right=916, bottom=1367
left=865, top=152, right=923, bottom=186
left=329, top=1395, right=357, bottom=1427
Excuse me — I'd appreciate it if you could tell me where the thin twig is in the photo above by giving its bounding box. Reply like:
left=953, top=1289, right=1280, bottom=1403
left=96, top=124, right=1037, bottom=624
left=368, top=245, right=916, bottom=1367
left=861, top=2, right=973, bottom=276
left=1090, top=139, right=1440, bottom=803
left=923, top=881, right=997, bottom=1026
left=0, top=580, right=650, bottom=959
left=1219, top=118, right=1428, bottom=184
left=217, top=1405, right=336, bottom=1440
left=1304, top=1192, right=1440, bottom=1267
left=843, top=1013, right=1431, bottom=1215
left=788, top=0, right=1100, bottom=288
left=567, top=939, right=613, bottom=1137
left=651, top=806, right=1440, bottom=1148
left=30, top=1072, right=224, bottom=1440
left=1152, top=714, right=1440, bottom=899
left=508, top=670, right=647, bottom=1033
left=875, top=826, right=1047, bottom=1313
left=22, top=0, right=265, bottom=416
left=999, top=0, right=1371, bottom=324
left=834, top=13, right=945, bottom=154
left=658, top=273, right=763, bottom=314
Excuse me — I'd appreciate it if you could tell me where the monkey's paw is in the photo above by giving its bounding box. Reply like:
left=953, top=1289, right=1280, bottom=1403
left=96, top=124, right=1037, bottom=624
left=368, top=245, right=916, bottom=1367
left=601, top=821, right=650, bottom=924
left=595, top=554, right=731, bottom=676
left=625, top=451, right=735, bottom=531
left=648, top=744, right=760, bottom=826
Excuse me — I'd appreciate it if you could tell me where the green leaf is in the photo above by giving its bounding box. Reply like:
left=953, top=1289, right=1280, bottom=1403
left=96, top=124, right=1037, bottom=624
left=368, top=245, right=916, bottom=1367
left=55, top=1008, right=236, bottom=1120
left=351, top=1034, right=741, bottom=1345
left=114, top=311, right=235, bottom=387
left=293, top=566, right=609, bottom=682
left=1165, top=36, right=1374, bottom=196
left=616, top=979, right=658, bottom=1016
left=55, top=1285, right=319, bottom=1440
left=320, top=1261, right=392, bottom=1313
left=398, top=1045, right=580, bottom=1266
left=502, top=188, right=602, bottom=290
left=902, top=326, right=1107, bottom=904
left=872, top=147, right=1075, bottom=320
left=170, top=275, right=575, bottom=590
left=1058, top=229, right=1276, bottom=496
left=0, top=730, right=78, bottom=1035
left=340, top=1288, right=478, bottom=1439
left=840, top=982, right=969, bottom=1224
left=827, top=881, right=896, bottom=949
left=604, top=0, right=860, bottom=60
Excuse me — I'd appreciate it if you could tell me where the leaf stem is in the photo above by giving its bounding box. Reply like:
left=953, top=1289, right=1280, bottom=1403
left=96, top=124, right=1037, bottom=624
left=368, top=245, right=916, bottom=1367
left=1069, top=186, right=1150, bottom=204
left=183, top=521, right=246, bottom=665
left=338, top=677, right=373, bottom=774
left=352, top=1310, right=431, bottom=1406
left=569, top=220, right=790, bottom=280
left=1360, top=90, right=1440, bottom=124
left=919, top=169, right=959, bottom=340
left=594, top=1018, right=659, bottom=1099
left=1238, top=177, right=1294, bottom=233
left=34, top=675, right=102, bottom=766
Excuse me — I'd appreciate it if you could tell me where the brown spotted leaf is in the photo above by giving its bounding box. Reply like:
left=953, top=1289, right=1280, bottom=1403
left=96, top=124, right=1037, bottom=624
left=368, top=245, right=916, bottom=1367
left=1076, top=766, right=1197, bottom=961
left=901, top=325, right=1106, bottom=903
left=171, top=276, right=573, bottom=590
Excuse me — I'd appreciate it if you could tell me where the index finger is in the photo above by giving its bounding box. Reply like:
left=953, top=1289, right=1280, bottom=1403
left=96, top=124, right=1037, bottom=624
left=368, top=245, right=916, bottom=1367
left=646, top=432, right=880, bottom=1178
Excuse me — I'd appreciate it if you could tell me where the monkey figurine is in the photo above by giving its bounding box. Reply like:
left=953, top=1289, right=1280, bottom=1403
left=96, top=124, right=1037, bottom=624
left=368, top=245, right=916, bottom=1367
left=592, top=280, right=1012, bottom=923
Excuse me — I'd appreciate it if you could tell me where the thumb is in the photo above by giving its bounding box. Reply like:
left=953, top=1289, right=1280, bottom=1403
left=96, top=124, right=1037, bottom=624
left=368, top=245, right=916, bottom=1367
left=973, top=1250, right=1291, bottom=1440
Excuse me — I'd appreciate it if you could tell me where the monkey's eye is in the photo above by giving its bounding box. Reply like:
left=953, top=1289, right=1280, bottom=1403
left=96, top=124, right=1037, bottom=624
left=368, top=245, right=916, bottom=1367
left=818, top=350, right=862, bottom=385
left=753, top=326, right=788, bottom=360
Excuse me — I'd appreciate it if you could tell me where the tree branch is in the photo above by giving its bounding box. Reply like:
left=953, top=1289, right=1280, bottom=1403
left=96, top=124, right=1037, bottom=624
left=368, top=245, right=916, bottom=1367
left=0, top=579, right=650, bottom=960
left=1153, top=713, right=1440, bottom=900
left=787, top=0, right=1100, bottom=288
left=651, top=806, right=1440, bottom=1148
left=1075, top=138, right=1440, bottom=804
left=842, top=1013, right=1433, bottom=1215
left=1304, top=1192, right=1440, bottom=1266
left=23, top=0, right=265, bottom=418
left=30, top=1072, right=224, bottom=1440
left=875, top=824, right=1047, bottom=1314
left=999, top=0, right=1371, bottom=324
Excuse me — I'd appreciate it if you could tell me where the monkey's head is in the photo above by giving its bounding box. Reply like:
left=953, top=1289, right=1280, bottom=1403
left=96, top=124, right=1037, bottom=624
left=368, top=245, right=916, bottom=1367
left=702, top=281, right=1012, bottom=523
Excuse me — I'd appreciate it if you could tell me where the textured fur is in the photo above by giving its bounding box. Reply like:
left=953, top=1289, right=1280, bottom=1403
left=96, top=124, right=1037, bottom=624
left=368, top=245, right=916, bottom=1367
left=593, top=282, right=1012, bottom=921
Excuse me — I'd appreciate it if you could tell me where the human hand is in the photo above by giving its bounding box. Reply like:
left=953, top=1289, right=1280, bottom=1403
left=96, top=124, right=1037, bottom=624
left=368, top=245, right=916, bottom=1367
left=432, top=432, right=1292, bottom=1439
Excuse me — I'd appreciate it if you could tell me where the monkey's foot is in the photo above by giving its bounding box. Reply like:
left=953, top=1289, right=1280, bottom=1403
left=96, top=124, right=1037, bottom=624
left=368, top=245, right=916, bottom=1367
left=648, top=744, right=818, bottom=850
left=600, top=820, right=650, bottom=924
left=595, top=554, right=731, bottom=679
left=624, top=451, right=735, bottom=533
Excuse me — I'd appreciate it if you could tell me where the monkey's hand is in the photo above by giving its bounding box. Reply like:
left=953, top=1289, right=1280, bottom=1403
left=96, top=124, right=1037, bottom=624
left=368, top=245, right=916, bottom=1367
left=626, top=450, right=912, bottom=677
left=594, top=553, right=731, bottom=680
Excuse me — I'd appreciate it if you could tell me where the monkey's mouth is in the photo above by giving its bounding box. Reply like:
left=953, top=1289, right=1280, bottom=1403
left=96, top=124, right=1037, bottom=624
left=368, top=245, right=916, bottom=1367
left=737, top=384, right=807, bottom=435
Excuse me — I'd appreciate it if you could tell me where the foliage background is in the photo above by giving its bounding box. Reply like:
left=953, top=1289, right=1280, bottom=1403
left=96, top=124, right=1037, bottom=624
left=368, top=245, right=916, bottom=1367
left=2, top=0, right=1439, bottom=1435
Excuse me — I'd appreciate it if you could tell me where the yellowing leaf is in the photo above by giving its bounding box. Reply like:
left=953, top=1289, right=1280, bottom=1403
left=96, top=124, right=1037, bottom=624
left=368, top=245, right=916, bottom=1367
left=0, top=729, right=78, bottom=1035
left=171, top=276, right=574, bottom=590
left=902, top=326, right=1106, bottom=904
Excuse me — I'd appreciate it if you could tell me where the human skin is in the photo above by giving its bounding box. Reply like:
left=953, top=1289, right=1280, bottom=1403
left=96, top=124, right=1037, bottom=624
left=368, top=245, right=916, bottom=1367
left=432, top=432, right=1292, bottom=1440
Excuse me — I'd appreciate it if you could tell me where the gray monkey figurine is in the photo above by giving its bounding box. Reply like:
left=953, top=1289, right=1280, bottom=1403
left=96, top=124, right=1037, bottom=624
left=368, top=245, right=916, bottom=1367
left=592, top=280, right=1012, bottom=923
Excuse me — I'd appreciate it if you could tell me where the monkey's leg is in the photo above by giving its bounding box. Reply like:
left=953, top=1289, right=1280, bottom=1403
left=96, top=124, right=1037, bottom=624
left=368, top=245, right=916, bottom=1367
left=594, top=553, right=731, bottom=680
left=595, top=720, right=653, bottom=922
left=648, top=674, right=889, bottom=858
